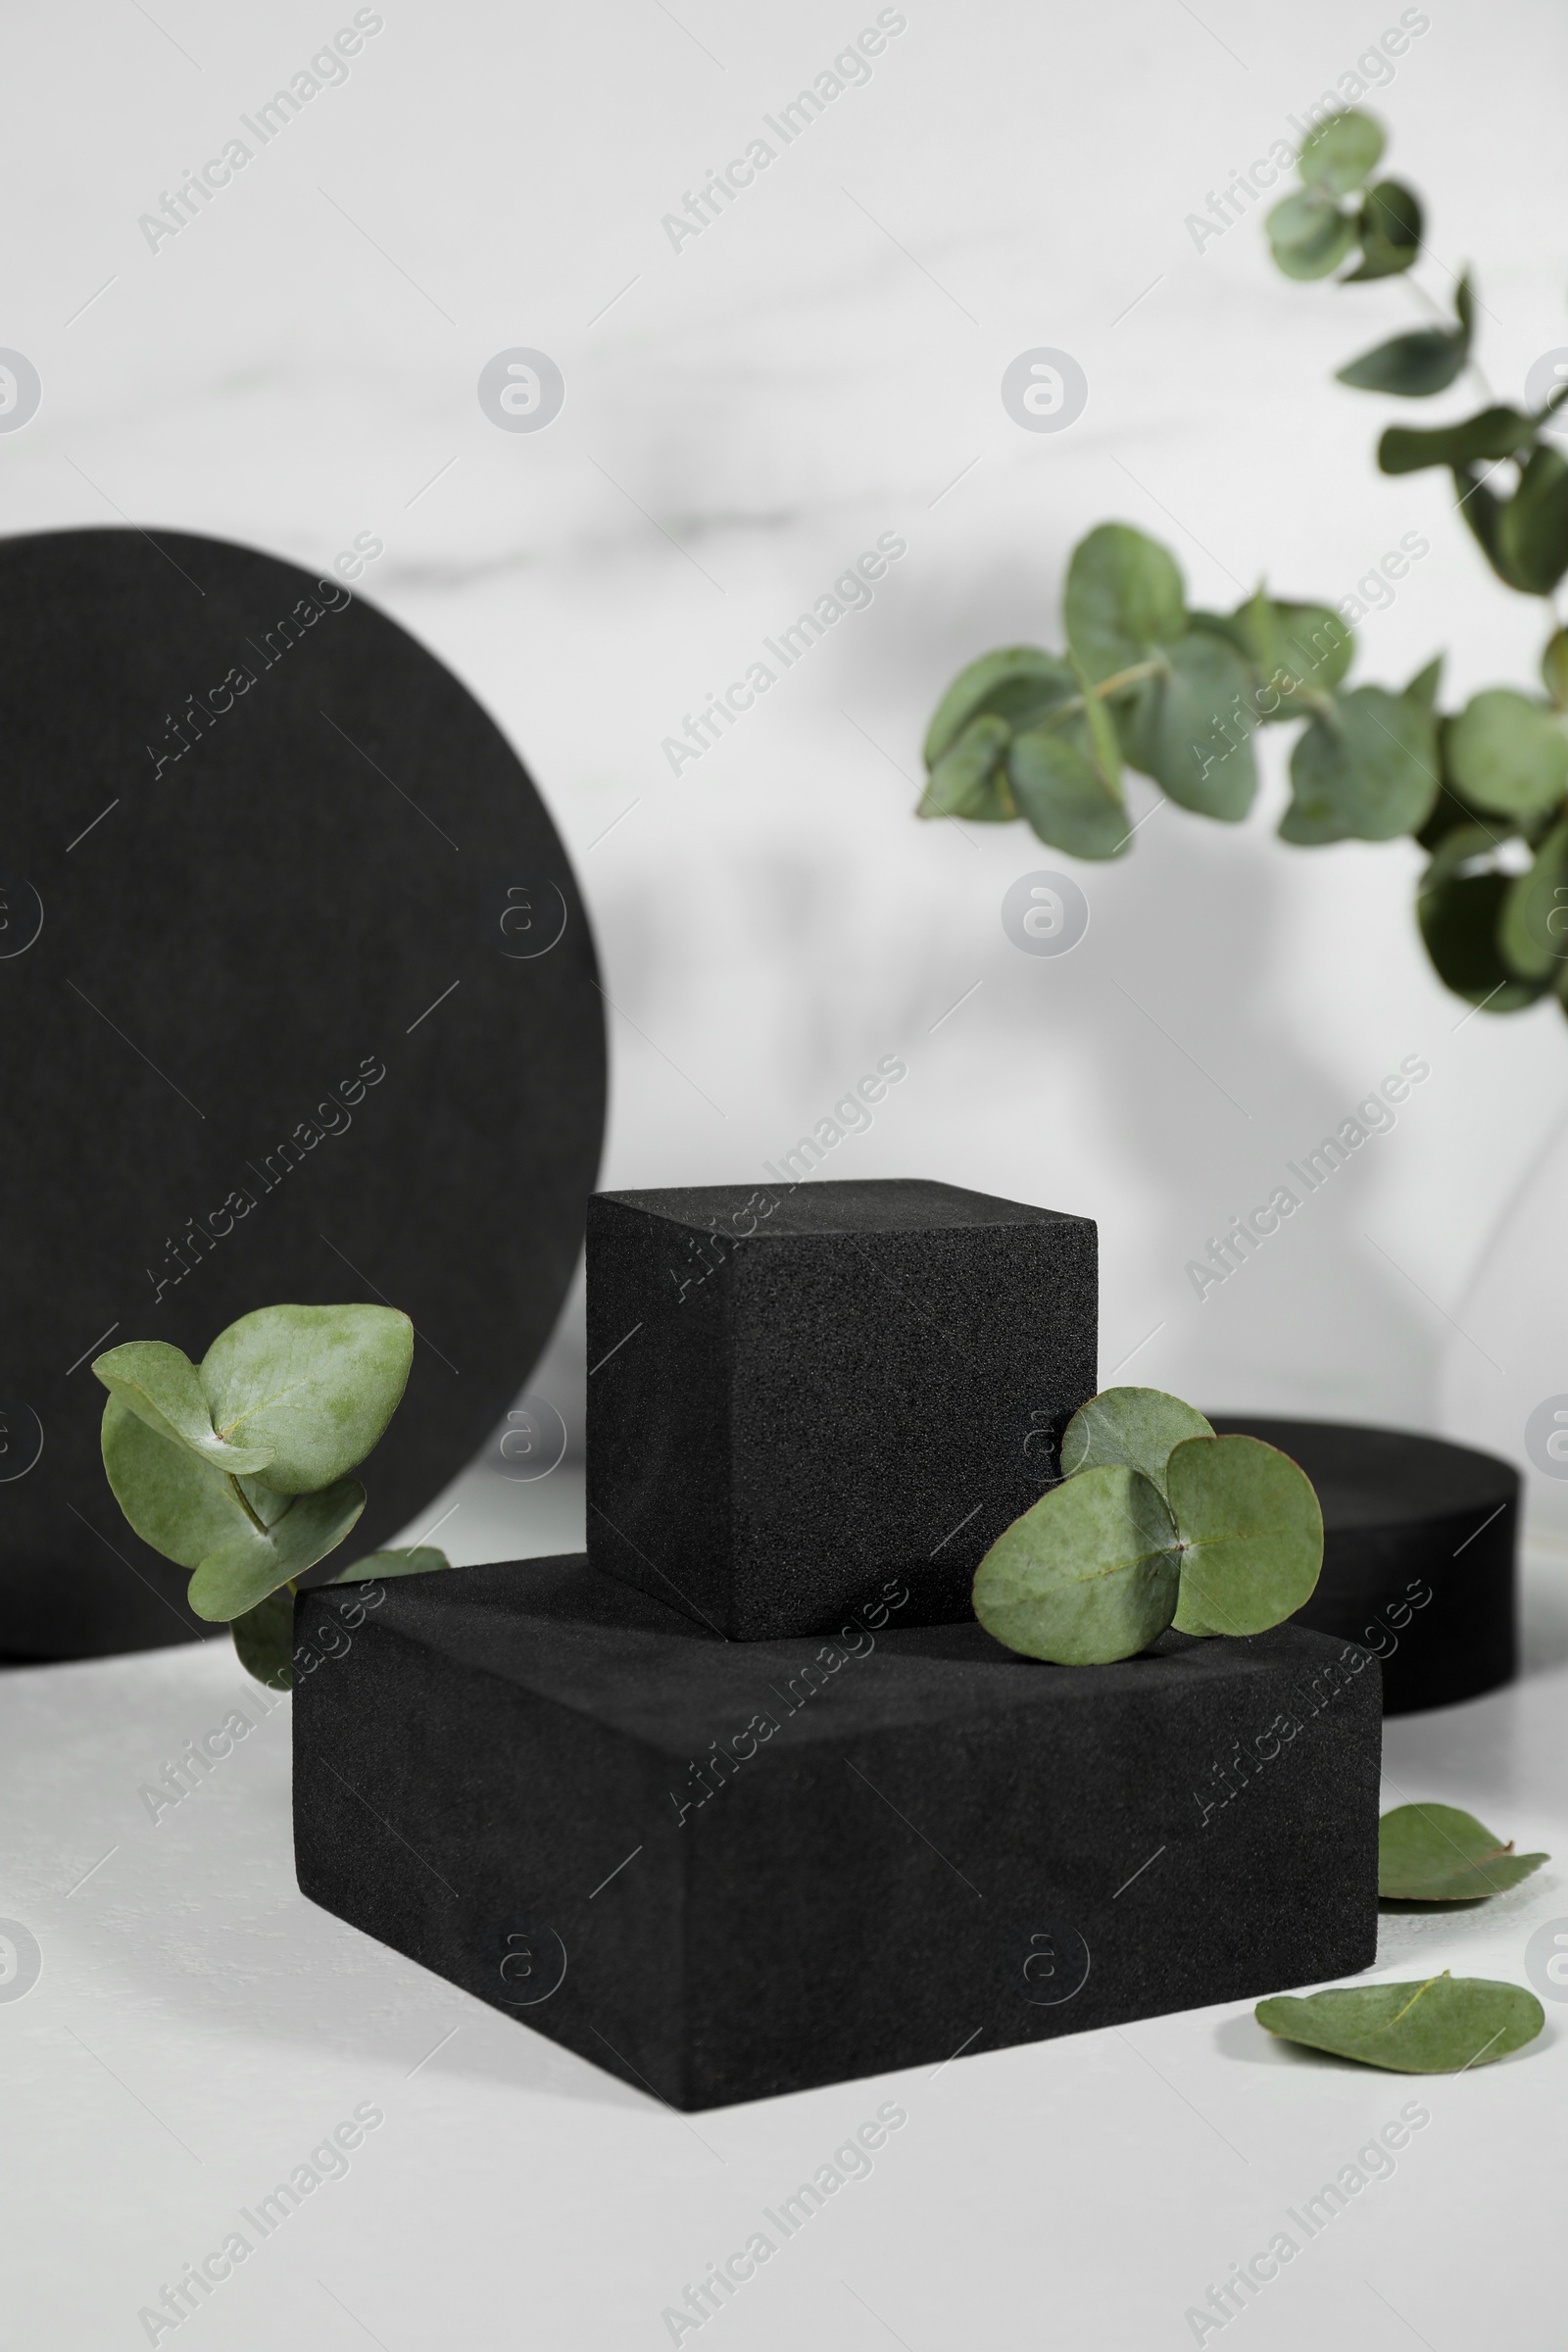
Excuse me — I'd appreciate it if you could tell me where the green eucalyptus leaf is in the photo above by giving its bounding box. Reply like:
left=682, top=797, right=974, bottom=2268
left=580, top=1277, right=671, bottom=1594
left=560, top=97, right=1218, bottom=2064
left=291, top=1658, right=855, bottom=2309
left=1007, top=662, right=1131, bottom=860
left=1379, top=407, right=1534, bottom=477
left=200, top=1303, right=414, bottom=1495
left=922, top=647, right=1077, bottom=766
left=1413, top=790, right=1494, bottom=856
left=1006, top=728, right=1130, bottom=859
left=235, top=1472, right=291, bottom=1527
left=1446, top=689, right=1568, bottom=819
left=1378, top=1803, right=1549, bottom=1902
left=1542, top=629, right=1568, bottom=710
left=1421, top=820, right=1505, bottom=893
left=1337, top=328, right=1466, bottom=398
left=918, top=712, right=1013, bottom=820
left=1403, top=654, right=1445, bottom=719
left=1344, top=177, right=1422, bottom=279
left=1495, top=445, right=1568, bottom=596
left=186, top=1478, right=367, bottom=1621
left=1256, top=1972, right=1544, bottom=2072
left=1298, top=109, right=1385, bottom=197
left=1266, top=189, right=1355, bottom=281
left=92, top=1342, right=274, bottom=1477
left=1417, top=860, right=1545, bottom=1010
left=102, top=1398, right=256, bottom=1570
left=1059, top=1388, right=1214, bottom=1501
left=1165, top=1433, right=1322, bottom=1637
left=1499, top=817, right=1568, bottom=981
left=1122, top=629, right=1259, bottom=819
left=972, top=1464, right=1181, bottom=1665
left=333, top=1545, right=453, bottom=1583
left=1454, top=466, right=1540, bottom=594
left=1063, top=523, right=1185, bottom=682
left=1185, top=608, right=1251, bottom=660
left=1281, top=686, right=1438, bottom=843
left=230, top=1590, right=296, bottom=1691
left=1244, top=594, right=1355, bottom=702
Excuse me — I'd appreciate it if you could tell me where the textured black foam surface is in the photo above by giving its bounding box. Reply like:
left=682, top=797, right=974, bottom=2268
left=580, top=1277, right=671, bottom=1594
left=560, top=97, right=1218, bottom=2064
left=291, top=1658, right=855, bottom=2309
left=585, top=1180, right=1098, bottom=1638
left=0, top=527, right=603, bottom=1659
left=293, top=1555, right=1381, bottom=2110
left=1211, top=1417, right=1517, bottom=1714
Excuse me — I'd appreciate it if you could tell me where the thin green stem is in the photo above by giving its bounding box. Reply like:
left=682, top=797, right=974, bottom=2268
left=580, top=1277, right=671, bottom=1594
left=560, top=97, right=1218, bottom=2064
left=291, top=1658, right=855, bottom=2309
left=227, top=1474, right=269, bottom=1536
left=1032, top=657, right=1167, bottom=738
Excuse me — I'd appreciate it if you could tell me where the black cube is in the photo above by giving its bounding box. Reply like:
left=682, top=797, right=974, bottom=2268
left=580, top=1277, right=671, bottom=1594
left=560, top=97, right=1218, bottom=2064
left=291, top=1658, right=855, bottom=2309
left=584, top=1179, right=1098, bottom=1639
left=292, top=1558, right=1381, bottom=2111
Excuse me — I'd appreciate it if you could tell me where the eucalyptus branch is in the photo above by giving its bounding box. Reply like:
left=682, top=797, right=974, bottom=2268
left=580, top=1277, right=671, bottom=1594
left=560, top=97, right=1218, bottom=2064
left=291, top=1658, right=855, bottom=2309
left=916, top=107, right=1568, bottom=1024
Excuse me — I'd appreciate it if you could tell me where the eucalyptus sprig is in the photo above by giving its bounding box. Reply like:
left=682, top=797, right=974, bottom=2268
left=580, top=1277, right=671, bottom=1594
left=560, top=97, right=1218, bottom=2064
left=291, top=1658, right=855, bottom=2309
left=92, top=1304, right=452, bottom=1690
left=972, top=1387, right=1322, bottom=1664
left=920, top=108, right=1568, bottom=1024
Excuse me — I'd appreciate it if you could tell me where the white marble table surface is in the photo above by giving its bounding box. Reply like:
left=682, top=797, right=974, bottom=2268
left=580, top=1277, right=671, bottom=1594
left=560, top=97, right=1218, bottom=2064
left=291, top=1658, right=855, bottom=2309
left=4, top=1460, right=1564, bottom=2350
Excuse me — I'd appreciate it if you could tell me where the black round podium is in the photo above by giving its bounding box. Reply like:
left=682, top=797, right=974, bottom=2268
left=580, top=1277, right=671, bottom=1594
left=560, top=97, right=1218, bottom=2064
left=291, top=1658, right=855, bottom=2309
left=1211, top=1416, right=1517, bottom=1714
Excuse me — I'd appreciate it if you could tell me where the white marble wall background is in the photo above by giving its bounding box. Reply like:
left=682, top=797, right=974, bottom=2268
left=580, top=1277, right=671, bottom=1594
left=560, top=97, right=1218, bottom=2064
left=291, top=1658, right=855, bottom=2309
left=6, top=0, right=1568, bottom=1480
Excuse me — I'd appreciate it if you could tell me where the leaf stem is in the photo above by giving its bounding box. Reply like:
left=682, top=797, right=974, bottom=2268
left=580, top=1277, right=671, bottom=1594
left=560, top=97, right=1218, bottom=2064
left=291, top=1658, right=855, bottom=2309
left=1032, top=657, right=1167, bottom=738
left=227, top=1475, right=270, bottom=1536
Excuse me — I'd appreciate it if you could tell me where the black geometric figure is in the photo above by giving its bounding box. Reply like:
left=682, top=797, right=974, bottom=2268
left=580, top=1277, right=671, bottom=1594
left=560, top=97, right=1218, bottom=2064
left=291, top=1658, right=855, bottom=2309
left=292, top=1556, right=1382, bottom=2110
left=0, top=527, right=604, bottom=1659
left=585, top=1180, right=1098, bottom=1639
left=1211, top=1416, right=1517, bottom=1715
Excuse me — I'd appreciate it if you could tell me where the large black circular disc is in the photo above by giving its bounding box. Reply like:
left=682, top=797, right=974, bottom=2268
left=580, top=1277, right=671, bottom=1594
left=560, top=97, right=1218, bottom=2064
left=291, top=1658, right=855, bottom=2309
left=0, top=527, right=604, bottom=1659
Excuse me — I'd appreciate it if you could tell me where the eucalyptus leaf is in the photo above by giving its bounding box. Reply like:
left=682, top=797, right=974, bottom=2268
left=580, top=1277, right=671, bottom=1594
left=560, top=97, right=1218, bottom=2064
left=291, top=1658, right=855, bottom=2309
left=92, top=1342, right=274, bottom=1477
left=200, top=1303, right=414, bottom=1495
left=1418, top=861, right=1546, bottom=1011
left=1298, top=110, right=1385, bottom=198
left=1239, top=593, right=1354, bottom=703
left=1059, top=1388, right=1214, bottom=1501
left=1446, top=690, right=1568, bottom=819
left=1255, top=1972, right=1544, bottom=2072
left=1266, top=189, right=1355, bottom=281
left=1454, top=466, right=1539, bottom=594
left=972, top=1464, right=1181, bottom=1665
left=1337, top=328, right=1466, bottom=398
left=186, top=1478, right=367, bottom=1620
left=1378, top=1803, right=1549, bottom=1901
left=1403, top=653, right=1445, bottom=719
left=1063, top=523, right=1185, bottom=682
left=101, top=1397, right=258, bottom=1571
left=1121, top=628, right=1258, bottom=819
left=1378, top=406, right=1534, bottom=477
left=230, top=1589, right=296, bottom=1690
left=1007, top=671, right=1132, bottom=861
left=918, top=712, right=1013, bottom=820
left=1165, top=1433, right=1322, bottom=1637
left=1495, top=445, right=1568, bottom=596
left=333, top=1545, right=453, bottom=1583
left=1508, top=850, right=1568, bottom=1006
left=1421, top=820, right=1505, bottom=893
left=1344, top=177, right=1422, bottom=279
left=922, top=647, right=1077, bottom=766
left=1281, top=686, right=1438, bottom=843
left=1542, top=630, right=1568, bottom=710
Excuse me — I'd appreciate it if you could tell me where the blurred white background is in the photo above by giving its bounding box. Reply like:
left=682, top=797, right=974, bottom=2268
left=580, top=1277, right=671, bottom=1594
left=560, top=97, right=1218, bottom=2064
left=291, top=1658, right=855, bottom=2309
left=10, top=0, right=1568, bottom=1536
